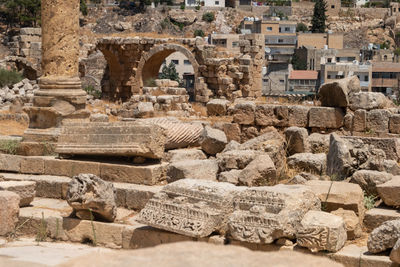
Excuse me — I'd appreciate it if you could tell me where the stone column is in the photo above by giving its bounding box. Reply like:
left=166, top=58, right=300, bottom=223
left=28, top=0, right=87, bottom=129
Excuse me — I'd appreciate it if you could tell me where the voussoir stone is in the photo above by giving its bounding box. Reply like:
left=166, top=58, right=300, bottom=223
left=0, top=181, right=36, bottom=207
left=367, top=219, right=400, bottom=253
left=297, top=210, right=347, bottom=252
left=199, top=126, right=228, bottom=155
left=66, top=173, right=117, bottom=222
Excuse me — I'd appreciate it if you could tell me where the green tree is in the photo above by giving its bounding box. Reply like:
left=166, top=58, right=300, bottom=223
left=311, top=0, right=327, bottom=33
left=296, top=22, right=308, bottom=32
left=159, top=62, right=181, bottom=84
left=193, top=29, right=204, bottom=37
left=202, top=12, right=215, bottom=22
left=80, top=0, right=88, bottom=16
left=291, top=53, right=307, bottom=70
left=0, top=0, right=41, bottom=28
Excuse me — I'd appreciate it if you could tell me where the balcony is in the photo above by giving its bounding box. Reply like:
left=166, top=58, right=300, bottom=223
left=372, top=78, right=398, bottom=88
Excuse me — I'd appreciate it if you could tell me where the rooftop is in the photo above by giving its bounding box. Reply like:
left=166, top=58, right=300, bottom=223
left=289, top=70, right=318, bottom=80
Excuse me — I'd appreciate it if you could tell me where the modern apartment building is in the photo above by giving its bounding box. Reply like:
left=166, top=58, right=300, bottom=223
left=372, top=62, right=400, bottom=95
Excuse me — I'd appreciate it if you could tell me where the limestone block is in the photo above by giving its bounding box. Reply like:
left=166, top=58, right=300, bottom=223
left=284, top=126, right=310, bottom=155
left=389, top=114, right=400, bottom=134
left=0, top=191, right=20, bottom=236
left=199, top=126, right=227, bottom=155
left=139, top=179, right=238, bottom=238
left=0, top=154, right=21, bottom=172
left=56, top=122, right=167, bottom=159
left=0, top=181, right=36, bottom=207
left=349, top=92, right=387, bottom=111
left=167, top=159, right=218, bottom=182
left=206, top=99, right=230, bottom=116
left=90, top=113, right=109, bottom=122
left=326, top=134, right=352, bottom=179
left=287, top=153, right=327, bottom=175
left=305, top=180, right=365, bottom=222
left=255, top=104, right=275, bottom=126
left=307, top=133, right=330, bottom=154
left=367, top=219, right=400, bottom=253
left=66, top=174, right=117, bottom=222
left=165, top=149, right=206, bottom=163
left=288, top=105, right=310, bottom=127
left=331, top=208, right=362, bottom=240
left=233, top=101, right=256, bottom=125
left=309, top=107, right=344, bottom=129
left=319, top=76, right=361, bottom=107
left=238, top=154, right=276, bottom=186
left=342, top=136, right=400, bottom=161
left=228, top=184, right=321, bottom=244
left=364, top=207, right=400, bottom=232
left=20, top=156, right=45, bottom=174
left=222, top=123, right=241, bottom=142
left=274, top=105, right=289, bottom=127
left=383, top=160, right=400, bottom=175
left=366, top=109, right=390, bottom=133
left=44, top=158, right=101, bottom=177
left=218, top=170, right=241, bottom=185
left=377, top=176, right=400, bottom=207
left=297, top=210, right=347, bottom=252
left=352, top=109, right=366, bottom=132
left=217, top=149, right=261, bottom=171
left=350, top=170, right=393, bottom=196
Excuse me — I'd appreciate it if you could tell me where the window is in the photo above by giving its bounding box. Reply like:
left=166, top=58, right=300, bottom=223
left=331, top=5, right=335, bottom=8
left=278, top=39, right=284, bottom=43
left=184, top=60, right=191, bottom=65
left=279, top=79, right=284, bottom=84
left=384, top=55, right=388, bottom=60
left=171, top=60, right=179, bottom=65
left=232, top=41, right=239, bottom=48
left=215, top=0, right=219, bottom=4
left=266, top=27, right=273, bottom=31
left=285, top=27, right=290, bottom=32
left=327, top=58, right=332, bottom=63
left=364, top=76, right=369, bottom=82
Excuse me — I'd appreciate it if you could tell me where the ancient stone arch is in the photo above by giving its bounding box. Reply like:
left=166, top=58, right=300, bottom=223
left=137, top=43, right=199, bottom=90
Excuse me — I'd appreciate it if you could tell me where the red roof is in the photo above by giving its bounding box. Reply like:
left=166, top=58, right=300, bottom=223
left=289, top=70, right=318, bottom=80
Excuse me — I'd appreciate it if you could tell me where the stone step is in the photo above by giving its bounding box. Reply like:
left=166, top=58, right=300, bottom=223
left=0, top=154, right=167, bottom=185
left=15, top=198, right=395, bottom=266
left=0, top=173, right=162, bottom=211
left=364, top=206, right=400, bottom=232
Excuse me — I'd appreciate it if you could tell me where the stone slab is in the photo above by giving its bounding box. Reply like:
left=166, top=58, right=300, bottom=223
left=0, top=154, right=21, bottom=172
left=0, top=181, right=36, bottom=207
left=364, top=206, right=400, bottom=232
left=56, top=122, right=167, bottom=159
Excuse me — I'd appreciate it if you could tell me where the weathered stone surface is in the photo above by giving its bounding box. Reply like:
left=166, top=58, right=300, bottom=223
left=199, top=126, right=227, bottom=155
left=342, top=136, right=400, bottom=161
left=349, top=92, right=387, bottom=111
left=236, top=128, right=286, bottom=175
left=288, top=105, right=310, bottom=127
left=90, top=113, right=109, bottom=122
left=238, top=154, right=276, bottom=186
left=389, top=114, right=400, bottom=134
left=309, top=107, right=344, bottom=129
left=319, top=76, right=361, bottom=108
left=368, top=219, right=400, bottom=253
left=138, top=179, right=237, bottom=238
left=0, top=154, right=21, bottom=172
left=165, top=149, right=206, bottom=163
left=366, top=109, right=391, bottom=133
left=167, top=159, right=218, bottom=182
left=218, top=170, right=241, bottom=185
left=0, top=181, right=36, bottom=207
left=305, top=180, right=365, bottom=221
left=289, top=172, right=321, bottom=184
left=61, top=241, right=344, bottom=267
left=390, top=238, right=400, bottom=264
left=287, top=153, right=326, bottom=175
left=284, top=126, right=309, bottom=155
left=254, top=104, right=275, bottom=126
left=206, top=99, right=230, bottom=116
left=377, top=176, right=400, bottom=207
left=364, top=207, right=400, bottom=232
left=331, top=208, right=362, bottom=240
left=66, top=174, right=117, bottom=222
left=326, top=134, right=352, bottom=179
left=350, top=170, right=393, bottom=196
left=297, top=210, right=347, bottom=252
left=233, top=101, right=255, bottom=125
left=217, top=149, right=260, bottom=171
left=383, top=160, right=400, bottom=175
left=228, top=184, right=321, bottom=244
left=56, top=122, right=167, bottom=159
left=308, top=133, right=330, bottom=154
left=352, top=109, right=366, bottom=132
left=0, top=191, right=20, bottom=236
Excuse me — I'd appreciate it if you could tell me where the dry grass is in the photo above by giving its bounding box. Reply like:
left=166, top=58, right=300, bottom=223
left=191, top=102, right=207, bottom=117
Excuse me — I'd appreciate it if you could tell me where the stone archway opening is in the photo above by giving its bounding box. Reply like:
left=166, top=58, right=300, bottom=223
left=137, top=44, right=199, bottom=102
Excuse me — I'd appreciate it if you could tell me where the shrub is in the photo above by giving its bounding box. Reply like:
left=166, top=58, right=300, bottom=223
left=202, top=12, right=215, bottom=22
left=83, top=85, right=102, bottom=99
left=296, top=22, right=308, bottom=32
left=195, top=5, right=200, bottom=10
left=0, top=69, right=23, bottom=87
left=0, top=140, right=19, bottom=155
left=144, top=78, right=157, bottom=87
left=180, top=3, right=185, bottom=9
left=194, top=29, right=204, bottom=37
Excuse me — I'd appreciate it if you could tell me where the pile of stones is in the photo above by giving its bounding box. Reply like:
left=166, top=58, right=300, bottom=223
left=0, top=78, right=38, bottom=107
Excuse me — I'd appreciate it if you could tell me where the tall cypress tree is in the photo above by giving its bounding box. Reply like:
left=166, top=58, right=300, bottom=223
left=311, top=0, right=327, bottom=33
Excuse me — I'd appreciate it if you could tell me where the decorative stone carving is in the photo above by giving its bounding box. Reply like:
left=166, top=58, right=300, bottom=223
left=138, top=179, right=238, bottom=238
left=56, top=122, right=167, bottom=159
left=227, top=184, right=321, bottom=244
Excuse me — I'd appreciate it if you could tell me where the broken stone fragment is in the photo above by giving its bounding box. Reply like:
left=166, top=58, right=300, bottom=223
left=368, top=219, right=400, bottom=254
left=238, top=154, right=276, bottom=186
left=284, top=126, right=310, bottom=155
left=0, top=181, right=36, bottom=207
left=287, top=153, right=326, bottom=175
left=318, top=76, right=361, bottom=108
left=199, top=126, right=228, bottom=155
left=167, top=159, right=219, bottom=182
left=377, top=176, right=400, bottom=207
left=0, top=191, right=20, bottom=236
left=66, top=173, right=117, bottom=222
left=297, top=210, right=347, bottom=252
left=350, top=170, right=393, bottom=196
left=331, top=208, right=362, bottom=240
